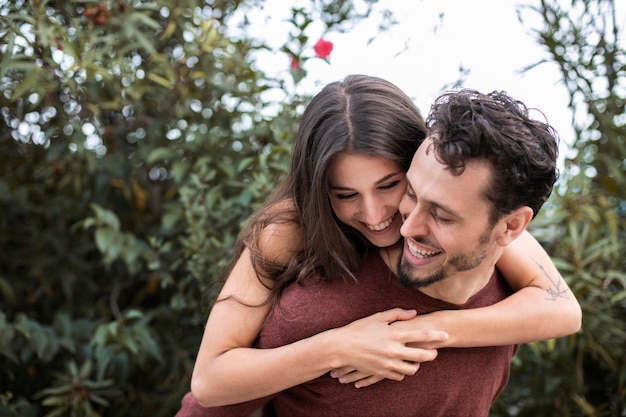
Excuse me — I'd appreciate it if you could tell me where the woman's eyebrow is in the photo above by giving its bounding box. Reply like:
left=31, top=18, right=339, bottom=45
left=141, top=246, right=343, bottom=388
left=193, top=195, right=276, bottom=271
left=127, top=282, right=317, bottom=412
left=329, top=171, right=403, bottom=191
left=375, top=171, right=404, bottom=185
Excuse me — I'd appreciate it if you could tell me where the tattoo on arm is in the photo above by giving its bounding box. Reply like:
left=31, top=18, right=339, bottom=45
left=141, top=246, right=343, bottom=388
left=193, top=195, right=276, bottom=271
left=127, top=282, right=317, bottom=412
left=534, top=259, right=569, bottom=301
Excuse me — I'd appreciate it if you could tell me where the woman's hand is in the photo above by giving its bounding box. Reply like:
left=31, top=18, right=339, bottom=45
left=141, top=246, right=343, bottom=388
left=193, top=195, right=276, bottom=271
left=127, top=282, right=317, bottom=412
left=329, top=308, right=447, bottom=388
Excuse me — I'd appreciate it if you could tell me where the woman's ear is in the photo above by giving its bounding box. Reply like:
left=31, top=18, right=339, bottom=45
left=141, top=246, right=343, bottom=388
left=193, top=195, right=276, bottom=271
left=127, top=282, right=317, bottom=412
left=496, top=206, right=534, bottom=247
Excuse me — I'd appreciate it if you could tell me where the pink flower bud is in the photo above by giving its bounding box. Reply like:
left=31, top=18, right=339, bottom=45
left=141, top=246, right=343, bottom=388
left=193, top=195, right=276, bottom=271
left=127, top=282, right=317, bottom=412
left=290, top=55, right=300, bottom=70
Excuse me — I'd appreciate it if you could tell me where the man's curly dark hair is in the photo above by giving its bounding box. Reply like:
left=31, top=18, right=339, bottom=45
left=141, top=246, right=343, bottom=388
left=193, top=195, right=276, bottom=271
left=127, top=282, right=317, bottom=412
left=425, top=89, right=559, bottom=222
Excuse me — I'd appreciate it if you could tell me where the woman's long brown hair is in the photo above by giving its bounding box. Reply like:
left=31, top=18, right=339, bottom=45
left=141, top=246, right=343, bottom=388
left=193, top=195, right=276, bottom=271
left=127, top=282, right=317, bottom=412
left=220, top=74, right=427, bottom=307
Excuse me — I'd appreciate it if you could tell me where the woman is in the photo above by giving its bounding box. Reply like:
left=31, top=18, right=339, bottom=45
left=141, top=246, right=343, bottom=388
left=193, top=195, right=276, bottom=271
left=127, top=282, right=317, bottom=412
left=185, top=75, right=581, bottom=410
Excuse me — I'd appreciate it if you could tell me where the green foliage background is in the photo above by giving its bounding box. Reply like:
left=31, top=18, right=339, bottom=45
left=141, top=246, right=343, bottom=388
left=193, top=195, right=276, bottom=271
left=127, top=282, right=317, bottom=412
left=0, top=0, right=623, bottom=416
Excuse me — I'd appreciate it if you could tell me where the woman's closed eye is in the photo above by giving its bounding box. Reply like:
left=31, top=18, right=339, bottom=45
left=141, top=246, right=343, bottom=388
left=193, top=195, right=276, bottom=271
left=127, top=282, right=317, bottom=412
left=335, top=192, right=358, bottom=200
left=379, top=180, right=401, bottom=191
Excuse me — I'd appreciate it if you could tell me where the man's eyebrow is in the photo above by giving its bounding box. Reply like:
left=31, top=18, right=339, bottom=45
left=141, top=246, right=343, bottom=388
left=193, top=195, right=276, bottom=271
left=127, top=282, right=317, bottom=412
left=406, top=180, right=462, bottom=219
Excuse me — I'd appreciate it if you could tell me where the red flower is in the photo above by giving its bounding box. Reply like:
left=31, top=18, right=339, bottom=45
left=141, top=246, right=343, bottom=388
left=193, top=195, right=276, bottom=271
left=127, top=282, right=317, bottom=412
left=83, top=3, right=110, bottom=26
left=290, top=55, right=300, bottom=70
left=313, top=38, right=333, bottom=59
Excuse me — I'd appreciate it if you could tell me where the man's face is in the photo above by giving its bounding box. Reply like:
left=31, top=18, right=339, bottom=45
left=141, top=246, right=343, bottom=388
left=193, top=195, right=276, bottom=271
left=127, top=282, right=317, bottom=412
left=397, top=137, right=500, bottom=290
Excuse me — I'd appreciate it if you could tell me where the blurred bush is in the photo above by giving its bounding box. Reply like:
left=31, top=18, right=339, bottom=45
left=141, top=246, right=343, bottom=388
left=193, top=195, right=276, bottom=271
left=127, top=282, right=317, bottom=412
left=0, top=0, right=385, bottom=415
left=0, top=0, right=623, bottom=416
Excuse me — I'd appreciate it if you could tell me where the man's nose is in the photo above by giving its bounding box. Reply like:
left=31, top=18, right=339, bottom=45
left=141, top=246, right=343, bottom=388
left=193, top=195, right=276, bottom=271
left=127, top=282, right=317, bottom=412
left=400, top=206, right=429, bottom=238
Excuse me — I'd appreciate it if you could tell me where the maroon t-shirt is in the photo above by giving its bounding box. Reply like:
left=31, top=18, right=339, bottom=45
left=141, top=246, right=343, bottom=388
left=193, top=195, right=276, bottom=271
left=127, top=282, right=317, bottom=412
left=176, top=249, right=516, bottom=417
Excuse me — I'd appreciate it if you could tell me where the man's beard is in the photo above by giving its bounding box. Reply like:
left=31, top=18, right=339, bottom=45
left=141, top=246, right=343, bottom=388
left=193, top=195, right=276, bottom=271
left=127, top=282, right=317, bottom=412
left=396, top=233, right=491, bottom=290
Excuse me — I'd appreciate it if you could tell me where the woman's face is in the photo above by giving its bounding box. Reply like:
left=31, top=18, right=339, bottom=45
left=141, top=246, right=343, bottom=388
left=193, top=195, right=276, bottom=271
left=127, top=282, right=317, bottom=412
left=328, top=153, right=406, bottom=248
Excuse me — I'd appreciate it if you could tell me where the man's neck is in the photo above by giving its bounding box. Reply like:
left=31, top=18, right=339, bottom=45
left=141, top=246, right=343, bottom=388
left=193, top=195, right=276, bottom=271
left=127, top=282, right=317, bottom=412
left=417, top=265, right=497, bottom=305
left=423, top=243, right=504, bottom=304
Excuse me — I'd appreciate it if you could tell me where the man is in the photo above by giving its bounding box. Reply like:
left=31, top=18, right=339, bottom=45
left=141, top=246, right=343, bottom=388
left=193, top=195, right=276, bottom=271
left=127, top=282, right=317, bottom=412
left=177, top=89, right=560, bottom=417
left=396, top=89, right=558, bottom=299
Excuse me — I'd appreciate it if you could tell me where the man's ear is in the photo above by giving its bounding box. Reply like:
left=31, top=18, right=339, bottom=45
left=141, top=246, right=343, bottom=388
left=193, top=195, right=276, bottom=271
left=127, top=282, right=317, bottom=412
left=496, top=206, right=533, bottom=246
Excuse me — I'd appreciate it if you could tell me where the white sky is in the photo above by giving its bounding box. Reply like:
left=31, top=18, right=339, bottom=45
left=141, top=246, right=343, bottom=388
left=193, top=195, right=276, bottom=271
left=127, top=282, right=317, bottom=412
left=240, top=0, right=604, bottom=159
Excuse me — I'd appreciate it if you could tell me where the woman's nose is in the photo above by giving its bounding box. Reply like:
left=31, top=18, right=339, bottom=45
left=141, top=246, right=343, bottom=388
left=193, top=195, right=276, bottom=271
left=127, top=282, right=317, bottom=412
left=361, top=198, right=387, bottom=226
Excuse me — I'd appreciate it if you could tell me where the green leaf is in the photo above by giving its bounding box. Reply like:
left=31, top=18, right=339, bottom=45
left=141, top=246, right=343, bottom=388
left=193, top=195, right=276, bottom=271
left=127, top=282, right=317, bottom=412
left=147, top=147, right=175, bottom=164
left=41, top=396, right=68, bottom=406
left=10, top=66, right=45, bottom=100
left=123, top=309, right=144, bottom=320
left=94, top=229, right=115, bottom=254
left=127, top=11, right=162, bottom=31
left=147, top=72, right=172, bottom=89
left=90, top=204, right=121, bottom=230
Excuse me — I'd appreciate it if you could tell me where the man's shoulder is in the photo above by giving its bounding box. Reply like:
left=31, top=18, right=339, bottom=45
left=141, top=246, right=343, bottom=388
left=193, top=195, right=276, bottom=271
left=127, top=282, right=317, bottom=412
left=467, top=268, right=514, bottom=307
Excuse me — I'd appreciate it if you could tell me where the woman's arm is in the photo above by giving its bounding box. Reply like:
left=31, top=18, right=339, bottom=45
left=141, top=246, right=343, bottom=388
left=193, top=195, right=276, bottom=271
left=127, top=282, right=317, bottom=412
left=190, top=231, right=446, bottom=407
left=332, top=230, right=581, bottom=387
